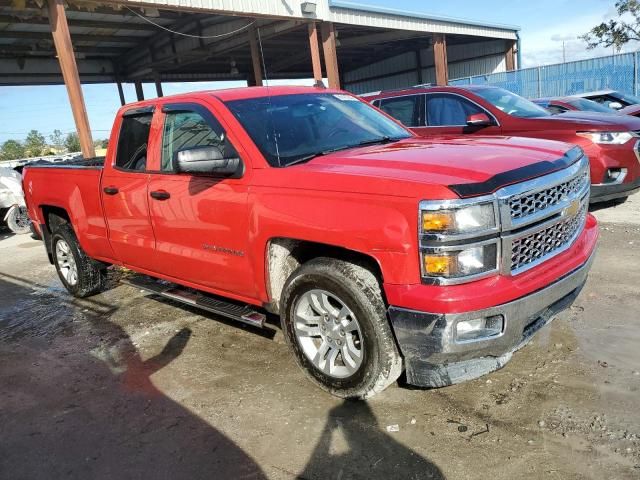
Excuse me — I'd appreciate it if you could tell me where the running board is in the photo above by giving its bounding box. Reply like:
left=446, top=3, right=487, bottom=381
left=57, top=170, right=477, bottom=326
left=121, top=274, right=266, bottom=328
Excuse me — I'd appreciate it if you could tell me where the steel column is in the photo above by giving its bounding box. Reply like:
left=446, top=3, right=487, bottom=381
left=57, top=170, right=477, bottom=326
left=135, top=81, right=144, bottom=101
left=433, top=33, right=448, bottom=86
left=320, top=22, right=340, bottom=89
left=308, top=22, right=323, bottom=87
left=248, top=26, right=263, bottom=87
left=47, top=0, right=95, bottom=158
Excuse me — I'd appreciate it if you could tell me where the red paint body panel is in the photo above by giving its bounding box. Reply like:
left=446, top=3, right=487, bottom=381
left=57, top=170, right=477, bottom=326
left=23, top=87, right=598, bottom=316
left=384, top=214, right=598, bottom=313
left=366, top=86, right=640, bottom=189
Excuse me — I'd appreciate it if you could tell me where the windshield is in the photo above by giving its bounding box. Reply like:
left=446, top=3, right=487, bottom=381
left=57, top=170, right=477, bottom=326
left=612, top=91, right=640, bottom=106
left=473, top=87, right=551, bottom=118
left=225, top=93, right=411, bottom=167
left=567, top=97, right=615, bottom=113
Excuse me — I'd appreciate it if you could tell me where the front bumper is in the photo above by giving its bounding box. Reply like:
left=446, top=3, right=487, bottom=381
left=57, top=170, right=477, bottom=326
left=590, top=177, right=640, bottom=203
left=388, top=250, right=596, bottom=388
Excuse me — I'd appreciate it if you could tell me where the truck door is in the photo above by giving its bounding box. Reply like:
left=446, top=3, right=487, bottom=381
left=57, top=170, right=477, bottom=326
left=411, top=93, right=502, bottom=137
left=101, top=108, right=157, bottom=271
left=147, top=102, right=255, bottom=299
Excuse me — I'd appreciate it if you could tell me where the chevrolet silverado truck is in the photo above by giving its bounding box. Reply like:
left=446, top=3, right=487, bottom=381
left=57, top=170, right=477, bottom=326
left=365, top=85, right=640, bottom=203
left=23, top=86, right=598, bottom=399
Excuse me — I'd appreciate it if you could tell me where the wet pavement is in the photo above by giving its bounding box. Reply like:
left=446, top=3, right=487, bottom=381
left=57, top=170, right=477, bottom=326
left=1, top=199, right=639, bottom=479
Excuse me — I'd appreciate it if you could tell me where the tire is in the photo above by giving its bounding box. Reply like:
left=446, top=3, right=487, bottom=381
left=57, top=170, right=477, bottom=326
left=280, top=257, right=402, bottom=399
left=51, top=223, right=104, bottom=298
left=6, top=206, right=31, bottom=235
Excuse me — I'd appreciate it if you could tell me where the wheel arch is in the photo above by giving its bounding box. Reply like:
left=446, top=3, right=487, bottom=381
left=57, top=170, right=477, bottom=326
left=39, top=205, right=72, bottom=264
left=265, top=237, right=385, bottom=314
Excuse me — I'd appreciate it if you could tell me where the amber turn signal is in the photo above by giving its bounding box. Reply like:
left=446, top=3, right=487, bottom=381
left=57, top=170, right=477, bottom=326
left=422, top=212, right=452, bottom=231
left=423, top=254, right=454, bottom=276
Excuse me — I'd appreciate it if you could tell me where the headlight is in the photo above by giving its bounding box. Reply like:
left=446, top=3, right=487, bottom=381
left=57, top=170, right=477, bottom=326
left=421, top=243, right=498, bottom=280
left=577, top=131, right=635, bottom=145
left=421, top=202, right=496, bottom=235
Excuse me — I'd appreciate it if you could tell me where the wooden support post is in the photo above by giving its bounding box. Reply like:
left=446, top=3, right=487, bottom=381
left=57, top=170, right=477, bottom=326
left=154, top=74, right=163, bottom=97
left=134, top=81, right=144, bottom=101
left=433, top=33, right=449, bottom=86
left=47, top=0, right=95, bottom=158
left=320, top=22, right=340, bottom=89
left=308, top=22, right=323, bottom=87
left=505, top=40, right=516, bottom=71
left=248, top=27, right=263, bottom=87
left=116, top=80, right=126, bottom=106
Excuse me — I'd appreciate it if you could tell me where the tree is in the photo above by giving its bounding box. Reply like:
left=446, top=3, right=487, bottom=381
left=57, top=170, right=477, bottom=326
left=581, top=0, right=640, bottom=50
left=24, top=129, right=47, bottom=156
left=49, top=129, right=65, bottom=152
left=0, top=140, right=26, bottom=161
left=65, top=132, right=81, bottom=153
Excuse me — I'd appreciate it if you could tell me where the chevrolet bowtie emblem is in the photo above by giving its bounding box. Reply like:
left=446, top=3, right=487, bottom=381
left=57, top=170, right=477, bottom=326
left=563, top=199, right=580, bottom=218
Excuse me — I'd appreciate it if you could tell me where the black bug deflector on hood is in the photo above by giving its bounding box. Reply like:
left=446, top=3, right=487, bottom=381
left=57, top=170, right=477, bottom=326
left=448, top=146, right=584, bottom=198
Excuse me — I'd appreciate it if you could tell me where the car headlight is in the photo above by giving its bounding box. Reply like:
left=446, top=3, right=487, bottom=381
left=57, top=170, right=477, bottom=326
left=577, top=131, right=635, bottom=145
left=421, top=243, right=499, bottom=280
left=421, top=202, right=496, bottom=235
left=419, top=199, right=500, bottom=284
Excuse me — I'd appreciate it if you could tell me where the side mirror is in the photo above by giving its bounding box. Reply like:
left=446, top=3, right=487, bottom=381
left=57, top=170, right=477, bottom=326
left=466, top=112, right=493, bottom=127
left=175, top=146, right=241, bottom=176
left=608, top=101, right=623, bottom=110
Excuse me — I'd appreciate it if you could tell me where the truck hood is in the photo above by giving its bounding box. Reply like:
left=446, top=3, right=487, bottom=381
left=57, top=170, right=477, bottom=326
left=534, top=110, right=640, bottom=130
left=273, top=136, right=577, bottom=199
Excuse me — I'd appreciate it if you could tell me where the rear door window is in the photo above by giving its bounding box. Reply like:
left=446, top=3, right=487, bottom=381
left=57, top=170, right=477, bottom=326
left=425, top=94, right=484, bottom=126
left=115, top=113, right=153, bottom=171
left=377, top=95, right=422, bottom=126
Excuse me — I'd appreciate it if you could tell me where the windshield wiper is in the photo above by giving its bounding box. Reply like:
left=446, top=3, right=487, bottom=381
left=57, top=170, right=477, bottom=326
left=284, top=137, right=404, bottom=167
left=284, top=144, right=363, bottom=167
left=357, top=135, right=403, bottom=147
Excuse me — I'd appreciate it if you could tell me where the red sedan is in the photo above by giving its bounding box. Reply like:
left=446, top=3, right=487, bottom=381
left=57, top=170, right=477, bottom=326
left=364, top=85, right=640, bottom=203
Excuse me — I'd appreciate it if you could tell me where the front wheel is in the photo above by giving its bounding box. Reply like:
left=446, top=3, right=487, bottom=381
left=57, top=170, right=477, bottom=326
left=51, top=224, right=104, bottom=297
left=280, top=258, right=402, bottom=399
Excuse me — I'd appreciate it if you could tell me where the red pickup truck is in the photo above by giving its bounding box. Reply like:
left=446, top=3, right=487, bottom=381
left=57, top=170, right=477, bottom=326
left=23, top=86, right=598, bottom=398
left=365, top=85, right=640, bottom=203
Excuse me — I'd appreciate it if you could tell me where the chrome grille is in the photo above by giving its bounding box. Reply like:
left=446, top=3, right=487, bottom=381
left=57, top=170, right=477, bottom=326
left=510, top=203, right=588, bottom=274
left=508, top=166, right=589, bottom=220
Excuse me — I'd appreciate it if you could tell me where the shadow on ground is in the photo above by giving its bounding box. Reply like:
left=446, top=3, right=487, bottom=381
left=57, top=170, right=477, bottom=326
left=0, top=273, right=444, bottom=479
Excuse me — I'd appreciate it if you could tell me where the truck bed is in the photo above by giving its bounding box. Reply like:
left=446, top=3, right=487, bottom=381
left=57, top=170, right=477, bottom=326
left=22, top=158, right=114, bottom=263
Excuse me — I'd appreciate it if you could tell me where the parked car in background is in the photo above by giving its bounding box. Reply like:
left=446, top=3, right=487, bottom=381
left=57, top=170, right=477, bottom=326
left=619, top=104, right=640, bottom=118
left=574, top=89, right=640, bottom=111
left=23, top=86, right=598, bottom=398
left=532, top=96, right=617, bottom=115
left=365, top=85, right=640, bottom=203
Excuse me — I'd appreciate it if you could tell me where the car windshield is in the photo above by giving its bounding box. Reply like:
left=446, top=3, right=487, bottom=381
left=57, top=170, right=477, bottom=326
left=472, top=87, right=550, bottom=118
left=612, top=91, right=640, bottom=106
left=567, top=98, right=615, bottom=113
left=225, top=93, right=411, bottom=167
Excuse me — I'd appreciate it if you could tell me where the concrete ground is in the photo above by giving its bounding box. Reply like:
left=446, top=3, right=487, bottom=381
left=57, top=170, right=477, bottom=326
left=1, top=197, right=639, bottom=480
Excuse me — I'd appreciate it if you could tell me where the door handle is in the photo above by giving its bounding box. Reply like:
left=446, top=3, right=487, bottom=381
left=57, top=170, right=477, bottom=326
left=150, top=190, right=171, bottom=201
left=103, top=186, right=119, bottom=195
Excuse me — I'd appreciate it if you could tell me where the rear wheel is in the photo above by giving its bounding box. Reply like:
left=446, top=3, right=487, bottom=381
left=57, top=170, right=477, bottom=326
left=6, top=206, right=31, bottom=234
left=281, top=257, right=402, bottom=399
left=51, top=223, right=104, bottom=297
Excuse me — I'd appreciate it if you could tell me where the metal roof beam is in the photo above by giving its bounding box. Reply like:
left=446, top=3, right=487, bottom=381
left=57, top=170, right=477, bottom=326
left=0, top=31, right=142, bottom=43
left=0, top=14, right=159, bottom=31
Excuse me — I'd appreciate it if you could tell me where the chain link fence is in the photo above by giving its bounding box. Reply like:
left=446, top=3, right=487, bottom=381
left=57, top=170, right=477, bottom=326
left=450, top=51, right=640, bottom=99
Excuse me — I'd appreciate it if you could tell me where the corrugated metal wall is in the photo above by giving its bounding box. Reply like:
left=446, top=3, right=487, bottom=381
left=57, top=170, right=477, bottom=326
left=344, top=40, right=508, bottom=94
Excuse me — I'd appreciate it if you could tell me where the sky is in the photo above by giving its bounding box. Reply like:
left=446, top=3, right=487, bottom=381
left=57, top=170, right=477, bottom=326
left=0, top=0, right=633, bottom=143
